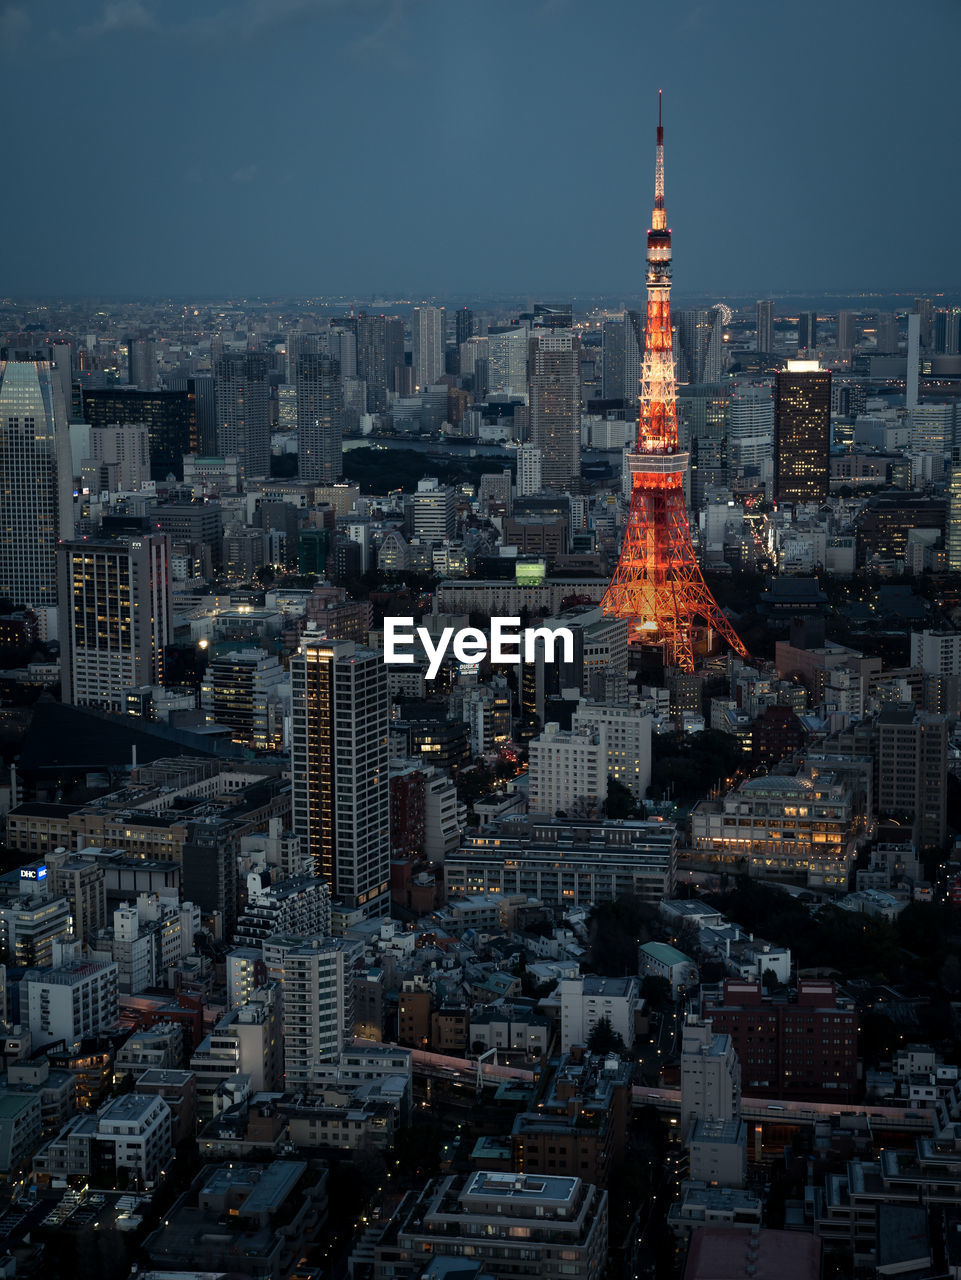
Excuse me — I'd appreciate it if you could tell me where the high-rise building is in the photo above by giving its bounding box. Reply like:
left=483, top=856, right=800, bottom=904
left=127, top=337, right=157, bottom=390
left=214, top=352, right=270, bottom=480
left=755, top=299, right=774, bottom=353
left=286, top=330, right=325, bottom=382
left=875, top=311, right=899, bottom=353
left=876, top=705, right=948, bottom=848
left=773, top=360, right=831, bottom=504
left=356, top=313, right=404, bottom=412
left=411, top=477, right=456, bottom=540
left=728, top=383, right=774, bottom=471
left=675, top=308, right=724, bottom=384
left=82, top=387, right=196, bottom=481
left=201, top=649, right=287, bottom=751
left=836, top=311, right=856, bottom=352
left=454, top=307, right=474, bottom=348
left=602, top=311, right=643, bottom=404
left=295, top=352, right=343, bottom=483
left=277, top=937, right=355, bottom=1084
left=797, top=310, right=817, bottom=353
left=913, top=296, right=934, bottom=348
left=516, top=444, right=543, bottom=497
left=290, top=636, right=390, bottom=918
left=934, top=308, right=961, bottom=356
left=679, top=1016, right=740, bottom=1138
left=0, top=357, right=73, bottom=612
left=81, top=423, right=151, bottom=493
left=487, top=326, right=528, bottom=396
left=58, top=532, right=172, bottom=712
left=529, top=330, right=581, bottom=489
left=411, top=305, right=445, bottom=389
left=947, top=465, right=961, bottom=572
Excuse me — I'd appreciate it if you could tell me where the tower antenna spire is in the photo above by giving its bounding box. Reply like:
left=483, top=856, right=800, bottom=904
left=600, top=90, right=748, bottom=673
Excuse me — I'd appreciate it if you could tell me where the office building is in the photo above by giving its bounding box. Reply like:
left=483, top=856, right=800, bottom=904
left=0, top=357, right=73, bottom=610
left=487, top=326, right=528, bottom=395
left=934, top=307, right=961, bottom=355
left=447, top=816, right=676, bottom=907
left=676, top=308, right=724, bottom=384
left=81, top=422, right=151, bottom=493
left=58, top=533, right=172, bottom=713
left=375, top=1171, right=608, bottom=1280
left=602, top=311, right=642, bottom=402
left=454, top=306, right=473, bottom=348
left=295, top=351, right=343, bottom=483
left=797, top=310, right=817, bottom=352
left=690, top=767, right=856, bottom=888
left=232, top=873, right=331, bottom=948
left=516, top=444, right=543, bottom=496
left=356, top=313, right=404, bottom=412
left=81, top=386, right=195, bottom=480
left=728, top=383, right=774, bottom=471
left=290, top=635, right=390, bottom=917
left=278, top=936, right=356, bottom=1085
left=559, top=974, right=638, bottom=1053
left=127, top=336, right=157, bottom=389
left=876, top=705, right=948, bottom=848
left=201, top=649, right=287, bottom=751
left=756, top=299, right=774, bottom=353
left=411, top=305, right=445, bottom=389
left=837, top=310, right=855, bottom=352
left=701, top=978, right=857, bottom=1100
left=35, top=1091, right=172, bottom=1187
left=214, top=351, right=270, bottom=480
left=411, top=477, right=456, bottom=540
left=680, top=1017, right=740, bottom=1137
left=189, top=986, right=282, bottom=1115
left=529, top=330, right=581, bottom=489
left=774, top=360, right=831, bottom=503
left=0, top=893, right=72, bottom=969
left=23, top=959, right=119, bottom=1049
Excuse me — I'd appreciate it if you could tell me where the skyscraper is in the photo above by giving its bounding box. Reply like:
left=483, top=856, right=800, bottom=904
left=675, top=308, right=724, bottom=384
left=214, top=352, right=270, bottom=480
left=797, top=310, right=817, bottom=353
left=602, top=312, right=642, bottom=402
left=728, top=383, right=775, bottom=471
left=934, top=308, right=961, bottom=356
left=58, top=532, right=172, bottom=712
left=836, top=310, right=855, bottom=353
left=529, top=330, right=581, bottom=489
left=127, top=337, right=158, bottom=390
left=755, top=299, right=774, bottom=353
left=356, top=313, right=404, bottom=412
left=773, top=360, right=831, bottom=504
left=455, top=307, right=474, bottom=348
left=295, top=352, right=343, bottom=483
left=290, top=635, right=390, bottom=919
left=913, top=297, right=934, bottom=348
left=411, top=305, right=445, bottom=389
left=82, top=387, right=196, bottom=481
left=487, top=327, right=528, bottom=396
left=0, top=356, right=73, bottom=613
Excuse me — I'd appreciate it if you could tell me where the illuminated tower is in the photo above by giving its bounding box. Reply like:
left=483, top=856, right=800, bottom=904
left=601, top=94, right=748, bottom=673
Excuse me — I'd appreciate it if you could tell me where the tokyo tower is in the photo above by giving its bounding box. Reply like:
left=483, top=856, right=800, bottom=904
left=601, top=92, right=748, bottom=673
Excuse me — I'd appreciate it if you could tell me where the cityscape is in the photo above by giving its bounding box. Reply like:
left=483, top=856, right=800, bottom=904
left=1, top=4, right=961, bottom=1280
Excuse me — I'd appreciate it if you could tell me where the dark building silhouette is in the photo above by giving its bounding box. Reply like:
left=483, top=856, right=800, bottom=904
left=774, top=363, right=831, bottom=504
left=81, top=387, right=195, bottom=481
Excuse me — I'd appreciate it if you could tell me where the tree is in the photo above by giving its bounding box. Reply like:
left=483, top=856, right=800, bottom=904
left=587, top=1015, right=628, bottom=1056
left=605, top=775, right=637, bottom=820
left=761, top=967, right=779, bottom=992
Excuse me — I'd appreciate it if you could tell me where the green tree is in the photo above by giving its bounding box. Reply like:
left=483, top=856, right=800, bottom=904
left=761, top=967, right=779, bottom=992
left=605, top=775, right=638, bottom=819
left=586, top=1015, right=628, bottom=1055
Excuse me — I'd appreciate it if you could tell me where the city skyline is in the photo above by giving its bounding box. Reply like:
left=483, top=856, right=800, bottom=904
left=0, top=0, right=957, bottom=297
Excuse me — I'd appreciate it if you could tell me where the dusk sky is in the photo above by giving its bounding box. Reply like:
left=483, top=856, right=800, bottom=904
left=1, top=0, right=958, bottom=300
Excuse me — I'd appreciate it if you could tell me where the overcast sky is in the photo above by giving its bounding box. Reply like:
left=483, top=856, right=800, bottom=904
left=1, top=0, right=958, bottom=299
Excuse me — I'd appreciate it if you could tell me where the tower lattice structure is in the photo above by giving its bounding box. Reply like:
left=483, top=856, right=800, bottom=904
left=601, top=93, right=748, bottom=673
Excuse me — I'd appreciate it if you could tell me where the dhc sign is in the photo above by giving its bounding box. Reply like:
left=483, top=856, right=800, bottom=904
left=20, top=865, right=47, bottom=881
